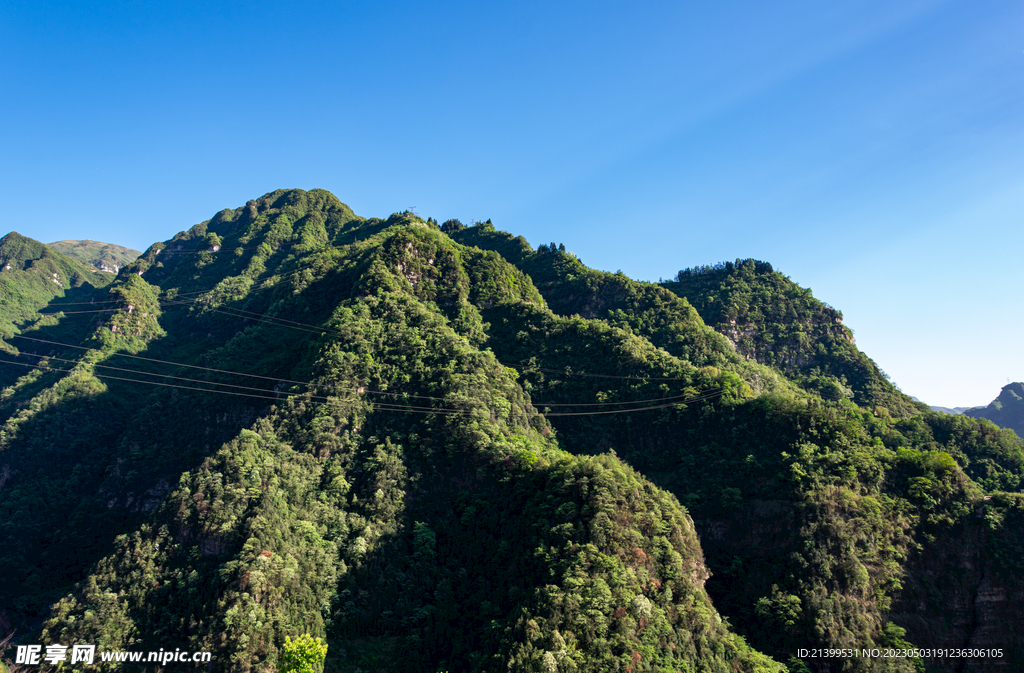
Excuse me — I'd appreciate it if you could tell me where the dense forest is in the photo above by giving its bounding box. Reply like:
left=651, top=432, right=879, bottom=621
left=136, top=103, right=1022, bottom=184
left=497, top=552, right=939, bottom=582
left=0, top=189, right=1021, bottom=672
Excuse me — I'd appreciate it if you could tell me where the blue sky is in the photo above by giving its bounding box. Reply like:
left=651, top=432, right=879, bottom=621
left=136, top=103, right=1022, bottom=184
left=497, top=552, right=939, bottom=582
left=2, top=0, right=1021, bottom=407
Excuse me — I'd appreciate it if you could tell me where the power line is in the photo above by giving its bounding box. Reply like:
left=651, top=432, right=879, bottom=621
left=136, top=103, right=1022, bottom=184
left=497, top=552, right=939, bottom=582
left=32, top=298, right=120, bottom=305
left=503, top=362, right=693, bottom=382
left=1, top=354, right=724, bottom=417
left=535, top=388, right=720, bottom=407
left=0, top=359, right=464, bottom=415
left=9, top=334, right=720, bottom=410
left=19, top=348, right=719, bottom=410
left=45, top=246, right=348, bottom=307
left=8, top=335, right=449, bottom=402
left=24, top=292, right=703, bottom=390
left=159, top=300, right=340, bottom=338
left=16, top=351, right=355, bottom=400
left=11, top=271, right=728, bottom=408
left=154, top=294, right=697, bottom=384
left=162, top=291, right=697, bottom=383
left=545, top=389, right=725, bottom=415
left=37, top=308, right=127, bottom=314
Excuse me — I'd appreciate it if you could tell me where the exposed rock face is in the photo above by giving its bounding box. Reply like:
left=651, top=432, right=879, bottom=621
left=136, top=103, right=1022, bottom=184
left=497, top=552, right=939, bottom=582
left=891, top=513, right=1024, bottom=672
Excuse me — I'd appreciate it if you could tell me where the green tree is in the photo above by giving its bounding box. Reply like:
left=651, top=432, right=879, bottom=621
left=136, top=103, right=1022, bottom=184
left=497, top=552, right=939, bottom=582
left=280, top=634, right=328, bottom=673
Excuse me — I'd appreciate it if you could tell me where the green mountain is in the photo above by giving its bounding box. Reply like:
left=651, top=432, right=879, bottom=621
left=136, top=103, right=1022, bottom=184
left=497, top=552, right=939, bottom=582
left=966, top=383, right=1024, bottom=439
left=0, top=190, right=1021, bottom=673
left=662, top=261, right=919, bottom=414
left=47, top=239, right=142, bottom=273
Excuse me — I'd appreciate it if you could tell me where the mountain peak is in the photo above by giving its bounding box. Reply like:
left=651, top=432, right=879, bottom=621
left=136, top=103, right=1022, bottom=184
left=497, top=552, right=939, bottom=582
left=0, top=231, right=50, bottom=266
left=965, top=381, right=1024, bottom=439
left=999, top=381, right=1024, bottom=402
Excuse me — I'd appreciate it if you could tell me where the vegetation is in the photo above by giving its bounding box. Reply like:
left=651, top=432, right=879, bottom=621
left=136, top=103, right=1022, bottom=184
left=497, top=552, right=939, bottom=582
left=664, top=260, right=919, bottom=413
left=282, top=635, right=329, bottom=673
left=0, top=190, right=1021, bottom=673
left=0, top=233, right=116, bottom=389
left=0, top=233, right=114, bottom=340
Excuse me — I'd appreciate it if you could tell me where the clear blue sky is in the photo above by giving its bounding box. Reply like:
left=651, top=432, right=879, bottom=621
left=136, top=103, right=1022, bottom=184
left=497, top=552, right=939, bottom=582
left=2, top=0, right=1022, bottom=407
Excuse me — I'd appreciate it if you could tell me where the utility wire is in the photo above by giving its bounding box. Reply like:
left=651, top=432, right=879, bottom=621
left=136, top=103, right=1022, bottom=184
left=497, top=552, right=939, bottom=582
left=545, top=389, right=725, bottom=416
left=11, top=267, right=728, bottom=407
left=0, top=359, right=464, bottom=415
left=10, top=335, right=718, bottom=410
left=2, top=356, right=720, bottom=413
left=155, top=294, right=698, bottom=383
left=37, top=308, right=129, bottom=314
left=45, top=245, right=347, bottom=305
left=32, top=299, right=120, bottom=305
left=502, top=362, right=694, bottom=382
left=15, top=352, right=373, bottom=402
left=1, top=352, right=723, bottom=416
left=9, top=335, right=448, bottom=402
left=26, top=291, right=703, bottom=389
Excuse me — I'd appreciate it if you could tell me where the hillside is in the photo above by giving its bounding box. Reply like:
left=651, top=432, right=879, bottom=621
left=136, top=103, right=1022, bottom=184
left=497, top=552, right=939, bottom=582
left=966, top=383, right=1024, bottom=439
left=48, top=239, right=141, bottom=273
left=0, top=233, right=115, bottom=374
left=0, top=190, right=1021, bottom=673
left=662, top=261, right=921, bottom=415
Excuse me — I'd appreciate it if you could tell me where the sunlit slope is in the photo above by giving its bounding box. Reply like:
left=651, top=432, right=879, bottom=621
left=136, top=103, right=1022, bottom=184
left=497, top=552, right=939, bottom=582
left=663, top=260, right=920, bottom=413
left=0, top=233, right=115, bottom=388
left=442, top=218, right=1024, bottom=672
left=449, top=223, right=741, bottom=370
left=0, top=232, right=114, bottom=338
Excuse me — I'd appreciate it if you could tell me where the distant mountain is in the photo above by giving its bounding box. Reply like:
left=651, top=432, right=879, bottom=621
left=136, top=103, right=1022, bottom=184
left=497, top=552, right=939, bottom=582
left=966, top=382, right=1024, bottom=439
left=928, top=405, right=977, bottom=415
left=47, top=239, right=141, bottom=273
left=909, top=396, right=976, bottom=415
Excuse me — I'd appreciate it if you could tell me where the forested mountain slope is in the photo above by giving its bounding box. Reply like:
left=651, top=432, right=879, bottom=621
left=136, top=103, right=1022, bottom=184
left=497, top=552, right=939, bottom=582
left=662, top=261, right=919, bottom=414
left=448, top=223, right=742, bottom=371
left=0, top=190, right=1021, bottom=673
left=0, top=232, right=114, bottom=344
left=966, top=383, right=1024, bottom=439
left=0, top=233, right=116, bottom=391
left=0, top=191, right=780, bottom=673
left=449, top=220, right=1024, bottom=673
